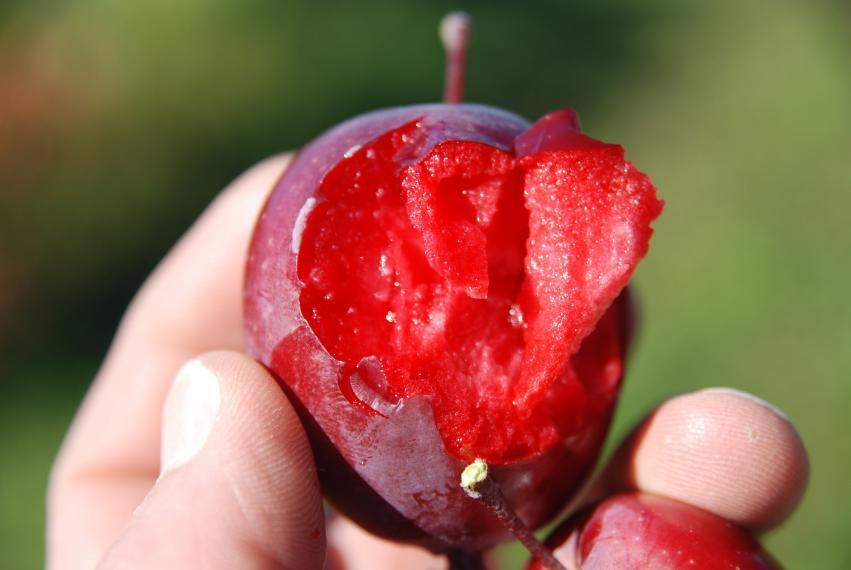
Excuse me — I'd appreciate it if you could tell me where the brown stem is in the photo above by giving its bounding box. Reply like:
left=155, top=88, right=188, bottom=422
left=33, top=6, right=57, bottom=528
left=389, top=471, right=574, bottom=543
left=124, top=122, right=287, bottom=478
left=439, top=11, right=470, bottom=104
left=461, top=460, right=568, bottom=570
left=447, top=549, right=487, bottom=570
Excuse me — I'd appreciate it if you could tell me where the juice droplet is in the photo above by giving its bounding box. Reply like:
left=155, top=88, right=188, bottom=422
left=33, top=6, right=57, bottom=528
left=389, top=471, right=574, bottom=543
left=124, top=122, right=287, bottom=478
left=338, top=364, right=386, bottom=418
left=379, top=253, right=392, bottom=277
left=508, top=303, right=526, bottom=329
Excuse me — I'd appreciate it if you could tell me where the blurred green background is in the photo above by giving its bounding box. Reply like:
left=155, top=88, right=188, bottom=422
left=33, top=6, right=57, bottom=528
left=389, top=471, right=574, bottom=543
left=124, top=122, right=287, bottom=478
left=1, top=0, right=849, bottom=567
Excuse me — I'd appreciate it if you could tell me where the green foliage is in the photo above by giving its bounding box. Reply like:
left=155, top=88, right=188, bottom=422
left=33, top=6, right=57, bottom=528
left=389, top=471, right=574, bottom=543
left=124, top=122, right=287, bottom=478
left=1, top=0, right=849, bottom=567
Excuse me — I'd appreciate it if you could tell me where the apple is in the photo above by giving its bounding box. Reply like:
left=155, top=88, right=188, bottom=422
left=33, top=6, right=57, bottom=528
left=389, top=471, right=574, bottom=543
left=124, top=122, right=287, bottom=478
left=243, top=12, right=662, bottom=558
left=528, top=493, right=779, bottom=569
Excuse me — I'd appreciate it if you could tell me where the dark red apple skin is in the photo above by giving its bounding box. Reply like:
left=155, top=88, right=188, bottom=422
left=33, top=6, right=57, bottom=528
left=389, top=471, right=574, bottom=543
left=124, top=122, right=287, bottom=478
left=244, top=104, right=633, bottom=552
left=528, top=493, right=780, bottom=569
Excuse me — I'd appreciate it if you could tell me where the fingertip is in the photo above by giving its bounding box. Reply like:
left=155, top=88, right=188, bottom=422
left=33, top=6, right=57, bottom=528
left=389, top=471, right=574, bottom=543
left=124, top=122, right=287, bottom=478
left=102, top=351, right=325, bottom=569
left=215, top=153, right=293, bottom=207
left=194, top=351, right=326, bottom=565
left=626, top=387, right=808, bottom=530
left=160, top=358, right=222, bottom=476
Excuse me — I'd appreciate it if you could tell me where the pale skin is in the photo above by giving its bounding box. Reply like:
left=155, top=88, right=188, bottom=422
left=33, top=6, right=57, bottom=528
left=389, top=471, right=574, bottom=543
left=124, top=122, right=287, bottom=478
left=48, top=155, right=809, bottom=569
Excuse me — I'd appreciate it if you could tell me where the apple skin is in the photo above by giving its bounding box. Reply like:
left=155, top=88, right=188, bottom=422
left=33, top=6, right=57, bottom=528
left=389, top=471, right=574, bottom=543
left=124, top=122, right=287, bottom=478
left=527, top=493, right=780, bottom=569
left=244, top=104, right=637, bottom=552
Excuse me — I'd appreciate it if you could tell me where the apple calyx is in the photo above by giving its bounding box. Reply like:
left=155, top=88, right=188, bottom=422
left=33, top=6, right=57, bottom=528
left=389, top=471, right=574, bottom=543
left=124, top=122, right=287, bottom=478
left=459, top=458, right=568, bottom=570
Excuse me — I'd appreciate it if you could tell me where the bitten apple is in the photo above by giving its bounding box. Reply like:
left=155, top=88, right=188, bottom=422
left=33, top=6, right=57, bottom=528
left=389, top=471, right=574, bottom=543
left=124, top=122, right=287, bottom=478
left=244, top=11, right=661, bottom=560
left=244, top=102, right=662, bottom=552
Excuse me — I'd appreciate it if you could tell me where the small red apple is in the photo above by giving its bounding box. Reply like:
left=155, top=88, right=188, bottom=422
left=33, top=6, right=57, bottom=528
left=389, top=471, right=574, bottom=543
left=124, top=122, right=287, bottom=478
left=243, top=13, right=662, bottom=556
left=528, top=493, right=780, bottom=569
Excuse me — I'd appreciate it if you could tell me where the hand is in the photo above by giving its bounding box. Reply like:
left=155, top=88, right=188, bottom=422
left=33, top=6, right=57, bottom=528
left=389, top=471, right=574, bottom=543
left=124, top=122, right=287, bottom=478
left=543, top=387, right=808, bottom=568
left=48, top=156, right=808, bottom=570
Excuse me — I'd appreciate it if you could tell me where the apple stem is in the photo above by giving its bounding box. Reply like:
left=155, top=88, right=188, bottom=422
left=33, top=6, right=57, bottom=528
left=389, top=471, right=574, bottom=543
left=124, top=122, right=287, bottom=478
left=439, top=11, right=470, bottom=104
left=447, top=550, right=486, bottom=570
left=460, top=459, right=568, bottom=570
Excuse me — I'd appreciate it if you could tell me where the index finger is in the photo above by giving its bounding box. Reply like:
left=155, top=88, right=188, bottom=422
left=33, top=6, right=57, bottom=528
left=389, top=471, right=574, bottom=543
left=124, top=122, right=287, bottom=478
left=48, top=154, right=291, bottom=570
left=599, top=387, right=809, bottom=530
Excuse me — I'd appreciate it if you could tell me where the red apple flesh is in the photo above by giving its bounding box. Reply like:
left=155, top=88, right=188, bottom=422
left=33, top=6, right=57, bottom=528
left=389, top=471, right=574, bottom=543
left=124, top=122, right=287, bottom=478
left=244, top=104, right=662, bottom=551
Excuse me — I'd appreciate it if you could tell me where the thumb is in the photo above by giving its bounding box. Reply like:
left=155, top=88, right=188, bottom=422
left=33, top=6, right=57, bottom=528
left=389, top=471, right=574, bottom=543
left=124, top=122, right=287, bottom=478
left=97, top=351, right=325, bottom=570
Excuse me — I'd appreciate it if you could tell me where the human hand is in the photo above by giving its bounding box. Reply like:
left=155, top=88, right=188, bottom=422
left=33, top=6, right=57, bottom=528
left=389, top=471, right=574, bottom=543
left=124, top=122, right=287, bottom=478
left=48, top=156, right=808, bottom=569
left=533, top=387, right=808, bottom=569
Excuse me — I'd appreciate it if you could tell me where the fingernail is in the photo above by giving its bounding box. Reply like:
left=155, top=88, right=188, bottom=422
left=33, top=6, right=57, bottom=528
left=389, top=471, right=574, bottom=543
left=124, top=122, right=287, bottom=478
left=160, top=359, right=221, bottom=476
